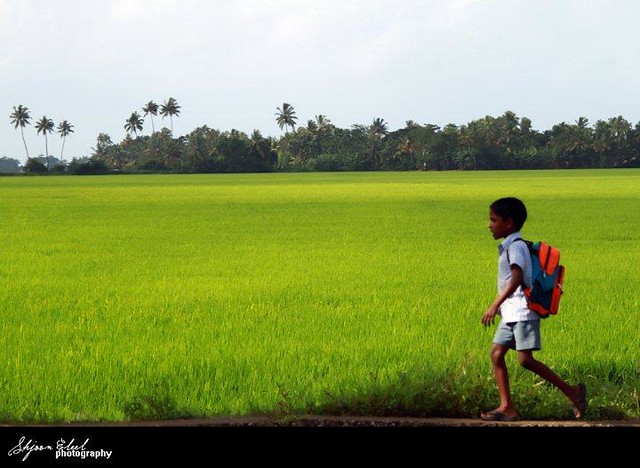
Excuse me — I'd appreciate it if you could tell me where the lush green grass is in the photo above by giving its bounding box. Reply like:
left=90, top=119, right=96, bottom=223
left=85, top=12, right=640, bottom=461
left=0, top=170, right=638, bottom=422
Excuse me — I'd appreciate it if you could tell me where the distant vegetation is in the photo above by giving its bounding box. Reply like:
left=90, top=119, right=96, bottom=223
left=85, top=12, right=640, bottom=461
left=6, top=101, right=640, bottom=174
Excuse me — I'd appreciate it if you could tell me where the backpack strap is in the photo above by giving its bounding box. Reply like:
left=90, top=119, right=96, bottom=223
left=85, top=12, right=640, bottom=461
left=505, top=238, right=531, bottom=289
left=505, top=237, right=527, bottom=265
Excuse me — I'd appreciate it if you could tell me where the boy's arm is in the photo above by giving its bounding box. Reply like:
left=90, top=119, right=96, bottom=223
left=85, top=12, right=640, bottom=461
left=481, top=265, right=523, bottom=326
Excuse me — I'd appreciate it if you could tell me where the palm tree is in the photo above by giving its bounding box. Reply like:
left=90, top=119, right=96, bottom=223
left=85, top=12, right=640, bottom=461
left=312, top=115, right=333, bottom=154
left=9, top=105, right=32, bottom=159
left=369, top=117, right=389, bottom=139
left=250, top=129, right=268, bottom=156
left=142, top=100, right=159, bottom=134
left=35, top=116, right=55, bottom=170
left=608, top=116, right=632, bottom=166
left=275, top=103, right=298, bottom=134
left=92, top=133, right=113, bottom=158
left=397, top=136, right=414, bottom=156
left=520, top=117, right=533, bottom=133
left=124, top=112, right=144, bottom=137
left=57, top=120, right=74, bottom=160
left=499, top=110, right=520, bottom=149
left=593, top=120, right=612, bottom=165
left=160, top=97, right=181, bottom=134
left=608, top=115, right=630, bottom=143
left=315, top=115, right=331, bottom=132
left=564, top=118, right=592, bottom=157
left=306, top=120, right=318, bottom=132
left=367, top=118, right=389, bottom=167
left=576, top=117, right=589, bottom=129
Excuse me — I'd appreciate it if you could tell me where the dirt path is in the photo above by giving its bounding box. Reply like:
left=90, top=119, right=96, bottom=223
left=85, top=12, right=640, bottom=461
left=9, top=415, right=640, bottom=427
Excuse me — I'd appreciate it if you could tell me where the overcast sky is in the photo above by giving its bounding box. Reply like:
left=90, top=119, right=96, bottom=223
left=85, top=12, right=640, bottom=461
left=2, top=0, right=640, bottom=163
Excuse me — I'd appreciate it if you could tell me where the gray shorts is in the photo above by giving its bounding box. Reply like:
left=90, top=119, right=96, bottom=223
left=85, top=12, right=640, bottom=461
left=493, top=319, right=541, bottom=351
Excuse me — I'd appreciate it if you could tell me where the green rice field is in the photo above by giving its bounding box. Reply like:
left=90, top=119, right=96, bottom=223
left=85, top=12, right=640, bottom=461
left=0, top=169, right=639, bottom=423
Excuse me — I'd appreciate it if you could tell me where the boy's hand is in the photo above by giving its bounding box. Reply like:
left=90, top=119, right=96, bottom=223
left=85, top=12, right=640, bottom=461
left=482, top=304, right=499, bottom=326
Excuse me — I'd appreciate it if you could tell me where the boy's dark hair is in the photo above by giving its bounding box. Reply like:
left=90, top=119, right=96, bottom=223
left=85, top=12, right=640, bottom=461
left=490, top=197, right=527, bottom=230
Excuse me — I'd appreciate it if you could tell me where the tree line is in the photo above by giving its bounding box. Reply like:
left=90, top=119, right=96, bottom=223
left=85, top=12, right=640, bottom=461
left=7, top=102, right=640, bottom=175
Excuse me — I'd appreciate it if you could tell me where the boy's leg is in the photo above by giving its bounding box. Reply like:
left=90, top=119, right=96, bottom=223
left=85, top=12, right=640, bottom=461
left=517, top=351, right=586, bottom=418
left=482, top=344, right=518, bottom=418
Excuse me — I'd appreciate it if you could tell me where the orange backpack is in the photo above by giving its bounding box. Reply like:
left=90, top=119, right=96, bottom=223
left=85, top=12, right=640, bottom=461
left=513, top=239, right=566, bottom=317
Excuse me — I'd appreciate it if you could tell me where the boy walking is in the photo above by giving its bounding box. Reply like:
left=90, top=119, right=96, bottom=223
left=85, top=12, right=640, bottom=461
left=481, top=197, right=587, bottom=421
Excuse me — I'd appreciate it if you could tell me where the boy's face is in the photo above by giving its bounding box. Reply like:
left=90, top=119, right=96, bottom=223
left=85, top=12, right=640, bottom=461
left=488, top=209, right=514, bottom=240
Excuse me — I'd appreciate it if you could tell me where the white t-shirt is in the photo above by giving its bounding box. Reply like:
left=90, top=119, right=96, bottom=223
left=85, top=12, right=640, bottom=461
left=497, top=231, right=537, bottom=323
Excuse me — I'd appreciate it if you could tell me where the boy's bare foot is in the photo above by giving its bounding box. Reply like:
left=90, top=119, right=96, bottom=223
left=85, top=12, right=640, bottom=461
left=480, top=407, right=519, bottom=422
left=571, top=383, right=587, bottom=419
